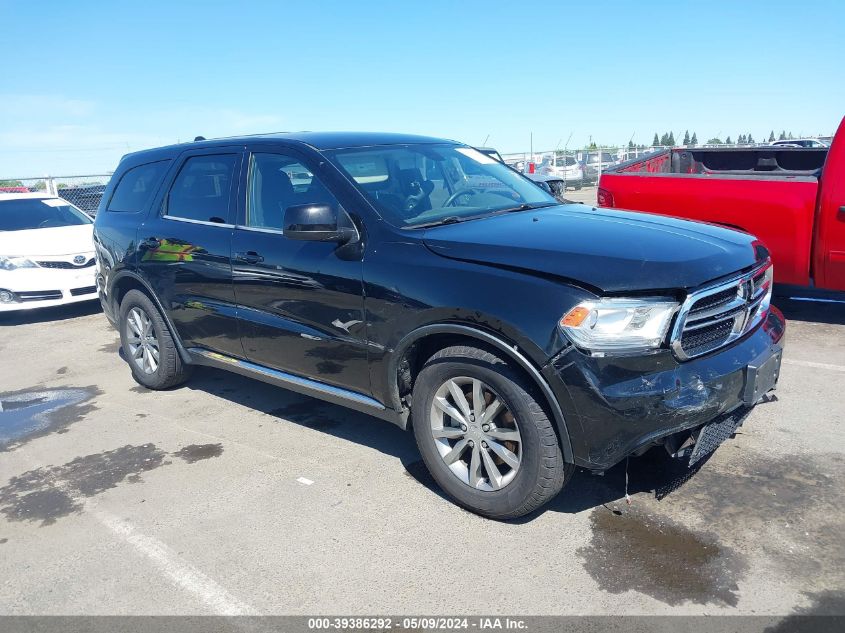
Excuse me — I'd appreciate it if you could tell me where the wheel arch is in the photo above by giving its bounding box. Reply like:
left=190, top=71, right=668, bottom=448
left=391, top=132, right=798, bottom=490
left=387, top=323, right=574, bottom=463
left=109, top=270, right=192, bottom=364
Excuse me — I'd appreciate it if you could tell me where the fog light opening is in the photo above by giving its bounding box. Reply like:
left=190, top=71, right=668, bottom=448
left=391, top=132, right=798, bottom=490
left=0, top=289, right=18, bottom=303
left=664, top=430, right=697, bottom=460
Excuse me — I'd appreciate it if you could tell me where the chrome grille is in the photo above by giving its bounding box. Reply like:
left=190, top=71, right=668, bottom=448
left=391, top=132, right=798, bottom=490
left=679, top=319, right=735, bottom=357
left=671, top=262, right=773, bottom=360
left=687, top=287, right=736, bottom=315
left=18, top=290, right=63, bottom=301
left=36, top=258, right=95, bottom=269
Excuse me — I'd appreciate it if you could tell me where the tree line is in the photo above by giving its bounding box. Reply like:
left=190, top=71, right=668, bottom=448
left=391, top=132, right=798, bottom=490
left=649, top=130, right=798, bottom=147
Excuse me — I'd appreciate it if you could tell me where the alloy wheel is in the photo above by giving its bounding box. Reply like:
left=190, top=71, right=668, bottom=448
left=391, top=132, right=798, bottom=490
left=429, top=376, right=522, bottom=491
left=126, top=306, right=160, bottom=375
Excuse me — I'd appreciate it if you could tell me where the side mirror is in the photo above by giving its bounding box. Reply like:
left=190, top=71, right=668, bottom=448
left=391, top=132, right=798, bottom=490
left=537, top=181, right=553, bottom=194
left=283, top=204, right=357, bottom=243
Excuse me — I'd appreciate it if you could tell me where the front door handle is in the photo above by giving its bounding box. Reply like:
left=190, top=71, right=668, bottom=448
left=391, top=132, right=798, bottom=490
left=140, top=237, right=160, bottom=249
left=235, top=251, right=264, bottom=264
left=839, top=205, right=845, bottom=218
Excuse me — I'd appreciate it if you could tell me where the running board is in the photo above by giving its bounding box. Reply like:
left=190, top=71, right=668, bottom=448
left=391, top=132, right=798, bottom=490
left=186, top=348, right=401, bottom=425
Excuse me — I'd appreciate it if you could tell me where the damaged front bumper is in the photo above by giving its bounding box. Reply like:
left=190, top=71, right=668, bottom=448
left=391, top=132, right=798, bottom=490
left=543, top=307, right=786, bottom=470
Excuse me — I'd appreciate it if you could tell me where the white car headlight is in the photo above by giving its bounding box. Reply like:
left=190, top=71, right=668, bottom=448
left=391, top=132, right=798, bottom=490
left=560, top=297, right=679, bottom=354
left=0, top=255, right=37, bottom=271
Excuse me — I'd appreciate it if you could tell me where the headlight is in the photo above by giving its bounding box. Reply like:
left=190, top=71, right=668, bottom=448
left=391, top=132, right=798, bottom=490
left=758, top=263, right=774, bottom=313
left=560, top=297, right=678, bottom=354
left=0, top=255, right=37, bottom=271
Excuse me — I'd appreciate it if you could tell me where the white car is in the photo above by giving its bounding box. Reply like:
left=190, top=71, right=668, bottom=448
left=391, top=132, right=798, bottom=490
left=534, top=156, right=584, bottom=190
left=770, top=138, right=829, bottom=148
left=0, top=193, right=98, bottom=311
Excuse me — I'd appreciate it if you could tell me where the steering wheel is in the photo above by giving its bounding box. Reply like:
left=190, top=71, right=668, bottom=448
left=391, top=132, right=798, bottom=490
left=444, top=188, right=483, bottom=207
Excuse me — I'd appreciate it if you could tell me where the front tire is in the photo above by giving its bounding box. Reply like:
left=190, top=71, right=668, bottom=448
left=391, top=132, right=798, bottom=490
left=119, top=289, right=192, bottom=390
left=412, top=345, right=573, bottom=519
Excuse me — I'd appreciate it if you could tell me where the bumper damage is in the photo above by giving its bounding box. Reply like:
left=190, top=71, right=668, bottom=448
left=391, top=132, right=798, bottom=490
left=544, top=307, right=786, bottom=470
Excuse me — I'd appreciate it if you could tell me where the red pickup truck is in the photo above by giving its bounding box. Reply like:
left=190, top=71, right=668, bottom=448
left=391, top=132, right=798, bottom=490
left=598, top=117, right=845, bottom=291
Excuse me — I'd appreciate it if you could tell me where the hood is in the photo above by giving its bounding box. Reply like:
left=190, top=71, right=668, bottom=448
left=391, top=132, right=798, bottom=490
left=0, top=224, right=94, bottom=257
left=422, top=205, right=761, bottom=294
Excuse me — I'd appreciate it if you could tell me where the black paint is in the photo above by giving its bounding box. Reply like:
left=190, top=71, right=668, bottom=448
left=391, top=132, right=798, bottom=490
left=94, top=132, right=784, bottom=473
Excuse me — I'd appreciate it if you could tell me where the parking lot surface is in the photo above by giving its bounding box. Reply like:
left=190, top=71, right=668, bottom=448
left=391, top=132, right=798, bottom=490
left=563, top=186, right=599, bottom=205
left=1, top=289, right=844, bottom=616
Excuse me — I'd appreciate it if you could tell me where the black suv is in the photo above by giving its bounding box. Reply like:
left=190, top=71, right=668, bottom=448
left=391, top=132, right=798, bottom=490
left=94, top=132, right=785, bottom=519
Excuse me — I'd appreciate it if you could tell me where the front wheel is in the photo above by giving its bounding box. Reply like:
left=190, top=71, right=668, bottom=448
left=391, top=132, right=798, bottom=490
left=119, top=289, right=192, bottom=389
left=412, top=345, right=573, bottom=519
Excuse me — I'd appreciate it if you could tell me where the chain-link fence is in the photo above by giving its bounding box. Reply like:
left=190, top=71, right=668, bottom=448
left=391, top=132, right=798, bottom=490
left=499, top=146, right=665, bottom=190
left=499, top=140, right=798, bottom=190
left=0, top=175, right=112, bottom=214
left=1, top=133, right=831, bottom=204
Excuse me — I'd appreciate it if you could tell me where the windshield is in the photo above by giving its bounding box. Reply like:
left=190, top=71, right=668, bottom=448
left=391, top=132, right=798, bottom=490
left=0, top=198, right=92, bottom=231
left=328, top=144, right=557, bottom=228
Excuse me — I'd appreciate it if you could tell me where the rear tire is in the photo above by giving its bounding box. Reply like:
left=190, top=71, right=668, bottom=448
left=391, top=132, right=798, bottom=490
left=119, top=289, right=192, bottom=390
left=411, top=345, right=573, bottom=519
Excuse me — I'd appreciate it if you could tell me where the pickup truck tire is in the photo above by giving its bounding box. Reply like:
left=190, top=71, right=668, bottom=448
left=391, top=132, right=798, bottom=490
left=412, top=345, right=572, bottom=519
left=118, top=289, right=192, bottom=390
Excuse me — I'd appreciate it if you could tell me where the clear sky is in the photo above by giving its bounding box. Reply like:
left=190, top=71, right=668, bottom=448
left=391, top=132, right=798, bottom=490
left=1, top=0, right=842, bottom=175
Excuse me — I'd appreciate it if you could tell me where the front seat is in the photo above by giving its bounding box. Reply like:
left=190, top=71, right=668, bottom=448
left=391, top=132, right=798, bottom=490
left=254, top=165, right=295, bottom=230
left=397, top=167, right=434, bottom=213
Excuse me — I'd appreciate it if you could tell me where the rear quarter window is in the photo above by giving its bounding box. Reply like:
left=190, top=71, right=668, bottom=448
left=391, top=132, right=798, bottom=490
left=107, top=160, right=171, bottom=213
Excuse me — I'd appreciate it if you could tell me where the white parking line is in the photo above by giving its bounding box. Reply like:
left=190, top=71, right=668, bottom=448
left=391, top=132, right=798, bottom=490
left=95, top=509, right=260, bottom=616
left=45, top=473, right=260, bottom=616
left=783, top=359, right=845, bottom=373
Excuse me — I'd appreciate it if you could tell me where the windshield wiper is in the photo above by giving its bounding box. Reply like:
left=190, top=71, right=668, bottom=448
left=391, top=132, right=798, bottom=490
left=411, top=203, right=558, bottom=228
left=409, top=215, right=464, bottom=229
left=500, top=202, right=558, bottom=213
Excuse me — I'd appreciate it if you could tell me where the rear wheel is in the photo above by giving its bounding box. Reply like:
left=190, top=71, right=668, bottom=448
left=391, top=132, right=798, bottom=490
left=412, top=345, right=573, bottom=519
left=119, top=289, right=191, bottom=389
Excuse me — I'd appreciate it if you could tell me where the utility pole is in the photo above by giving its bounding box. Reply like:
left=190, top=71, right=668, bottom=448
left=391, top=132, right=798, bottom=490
left=563, top=132, right=573, bottom=190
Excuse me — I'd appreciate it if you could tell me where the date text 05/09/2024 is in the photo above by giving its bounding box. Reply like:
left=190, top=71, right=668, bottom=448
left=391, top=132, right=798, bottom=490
left=307, top=617, right=528, bottom=630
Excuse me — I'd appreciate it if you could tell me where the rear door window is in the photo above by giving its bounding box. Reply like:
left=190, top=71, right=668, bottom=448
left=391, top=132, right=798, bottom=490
left=164, top=154, right=238, bottom=223
left=107, top=161, right=170, bottom=213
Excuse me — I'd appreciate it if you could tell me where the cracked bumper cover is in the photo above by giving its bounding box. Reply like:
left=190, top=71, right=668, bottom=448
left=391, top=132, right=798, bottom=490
left=543, top=306, right=786, bottom=470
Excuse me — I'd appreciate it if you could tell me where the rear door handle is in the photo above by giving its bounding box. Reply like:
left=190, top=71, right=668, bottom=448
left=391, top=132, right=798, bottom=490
left=235, top=251, right=264, bottom=264
left=140, top=237, right=160, bottom=249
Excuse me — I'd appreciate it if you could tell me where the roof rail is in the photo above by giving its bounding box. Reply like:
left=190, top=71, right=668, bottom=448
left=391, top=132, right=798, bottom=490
left=192, top=130, right=299, bottom=142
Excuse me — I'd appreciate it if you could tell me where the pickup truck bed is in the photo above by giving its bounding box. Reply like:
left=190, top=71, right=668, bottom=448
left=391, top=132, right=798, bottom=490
left=598, top=122, right=845, bottom=291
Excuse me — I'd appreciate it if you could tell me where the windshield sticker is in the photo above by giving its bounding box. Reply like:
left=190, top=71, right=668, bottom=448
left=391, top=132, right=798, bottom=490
left=41, top=198, right=69, bottom=207
left=455, top=147, right=497, bottom=164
